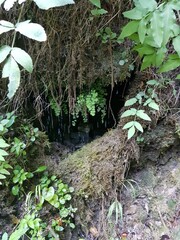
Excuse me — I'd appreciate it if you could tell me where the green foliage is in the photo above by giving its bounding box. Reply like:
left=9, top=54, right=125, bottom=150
left=107, top=199, right=123, bottom=224
left=119, top=0, right=180, bottom=73
left=49, top=98, right=61, bottom=117
left=5, top=172, right=76, bottom=240
left=0, top=112, right=15, bottom=184
left=72, top=88, right=106, bottom=126
left=89, top=0, right=108, bottom=16
left=0, top=0, right=74, bottom=99
left=121, top=80, right=161, bottom=139
left=96, top=27, right=117, bottom=43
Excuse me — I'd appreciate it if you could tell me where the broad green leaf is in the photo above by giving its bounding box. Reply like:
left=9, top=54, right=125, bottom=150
left=0, top=45, right=11, bottom=63
left=119, top=21, right=139, bottom=39
left=143, top=98, right=152, bottom=106
left=173, top=36, right=180, bottom=57
left=34, top=166, right=47, bottom=173
left=0, top=149, right=8, bottom=156
left=6, top=56, right=21, bottom=99
left=0, top=173, right=6, bottom=179
left=89, top=0, right=101, bottom=8
left=150, top=10, right=164, bottom=47
left=162, top=3, right=176, bottom=45
left=138, top=17, right=147, bottom=43
left=159, top=58, right=180, bottom=73
left=128, top=126, right=136, bottom=139
left=33, top=0, right=74, bottom=10
left=123, top=7, right=144, bottom=20
left=43, top=186, right=55, bottom=201
left=125, top=98, right=137, bottom=106
left=0, top=20, right=14, bottom=34
left=2, top=232, right=8, bottom=240
left=0, top=169, right=10, bottom=175
left=133, top=44, right=155, bottom=58
left=141, top=53, right=156, bottom=70
left=16, top=22, right=47, bottom=42
left=134, top=121, right=143, bottom=132
left=136, top=110, right=151, bottom=121
left=134, top=0, right=157, bottom=12
left=171, top=0, right=180, bottom=10
left=0, top=155, right=5, bottom=161
left=9, top=226, right=28, bottom=240
left=2, top=56, right=11, bottom=78
left=11, top=47, right=33, bottom=73
left=147, top=79, right=158, bottom=85
left=28, top=219, right=35, bottom=229
left=0, top=138, right=9, bottom=148
left=91, top=8, right=108, bottom=16
left=121, top=108, right=137, bottom=118
left=148, top=101, right=159, bottom=110
left=123, top=121, right=134, bottom=129
left=155, top=47, right=167, bottom=67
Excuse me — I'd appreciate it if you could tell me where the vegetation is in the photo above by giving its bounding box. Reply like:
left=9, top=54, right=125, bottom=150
left=0, top=0, right=179, bottom=239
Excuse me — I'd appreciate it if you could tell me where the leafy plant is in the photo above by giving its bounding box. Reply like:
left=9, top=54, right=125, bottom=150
left=119, top=0, right=180, bottom=74
left=0, top=0, right=75, bottom=99
left=89, top=0, right=108, bottom=16
left=72, top=89, right=106, bottom=126
left=121, top=80, right=161, bottom=139
left=5, top=172, right=76, bottom=240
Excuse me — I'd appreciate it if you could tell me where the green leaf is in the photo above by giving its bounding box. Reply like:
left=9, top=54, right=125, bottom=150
left=34, top=166, right=47, bottom=173
left=121, top=108, right=137, bottom=118
left=12, top=185, right=20, bottom=195
left=134, top=0, right=157, bottom=12
left=43, top=186, right=55, bottom=201
left=16, top=21, right=47, bottom=42
left=2, top=56, right=11, bottom=78
left=173, top=36, right=180, bottom=57
left=33, top=0, right=74, bottom=10
left=159, top=58, right=180, bottom=73
left=0, top=149, right=8, bottom=156
left=89, top=0, right=101, bottom=8
left=141, top=53, right=156, bottom=70
left=162, top=3, right=176, bottom=45
left=91, top=8, right=107, bottom=16
left=150, top=10, right=164, bottom=47
left=0, top=45, right=11, bottom=63
left=128, top=126, right=136, bottom=139
left=9, top=226, right=28, bottom=240
left=123, top=121, right=134, bottom=129
left=0, top=138, right=9, bottom=148
left=0, top=173, right=6, bottom=179
left=123, top=7, right=144, bottom=20
left=147, top=79, right=158, bottom=85
left=6, top=56, right=21, bottom=99
left=119, top=21, right=139, bottom=39
left=134, top=121, right=143, bottom=132
left=0, top=169, right=10, bottom=175
left=133, top=44, right=155, bottom=58
left=148, top=101, right=159, bottom=110
left=11, top=47, right=33, bottom=73
left=136, top=110, right=151, bottom=121
left=60, top=208, right=69, bottom=218
left=2, top=232, right=8, bottom=240
left=124, top=98, right=137, bottom=106
left=0, top=20, right=15, bottom=34
left=155, top=47, right=167, bottom=67
left=138, top=17, right=147, bottom=43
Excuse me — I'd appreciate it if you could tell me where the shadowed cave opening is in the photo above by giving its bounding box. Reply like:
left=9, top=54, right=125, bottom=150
left=41, top=79, right=132, bottom=149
